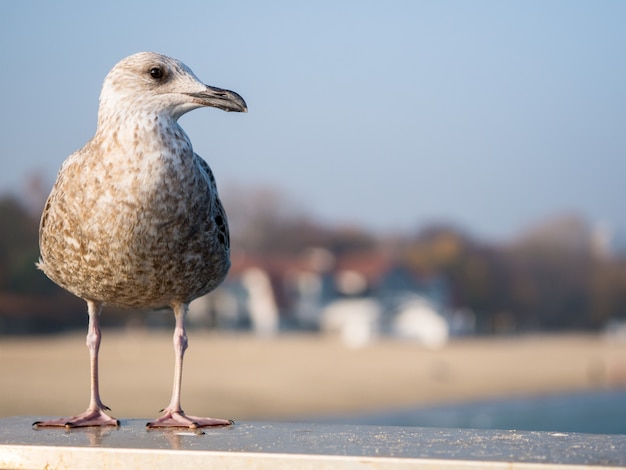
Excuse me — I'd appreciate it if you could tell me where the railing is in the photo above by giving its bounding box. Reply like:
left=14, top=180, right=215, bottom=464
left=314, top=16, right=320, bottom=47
left=1, top=417, right=625, bottom=469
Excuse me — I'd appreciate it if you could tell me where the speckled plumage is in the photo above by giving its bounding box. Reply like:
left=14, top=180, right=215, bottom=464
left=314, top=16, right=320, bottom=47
left=38, top=52, right=244, bottom=309
left=34, top=52, right=246, bottom=429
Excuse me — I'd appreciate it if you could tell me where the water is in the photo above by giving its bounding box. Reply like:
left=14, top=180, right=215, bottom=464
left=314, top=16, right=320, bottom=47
left=327, top=389, right=626, bottom=435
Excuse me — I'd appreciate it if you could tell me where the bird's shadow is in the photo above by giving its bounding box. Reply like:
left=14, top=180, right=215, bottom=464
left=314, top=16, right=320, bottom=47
left=32, top=423, right=118, bottom=446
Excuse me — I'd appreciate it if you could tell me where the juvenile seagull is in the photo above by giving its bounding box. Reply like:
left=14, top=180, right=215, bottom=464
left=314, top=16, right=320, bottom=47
left=34, top=52, right=247, bottom=428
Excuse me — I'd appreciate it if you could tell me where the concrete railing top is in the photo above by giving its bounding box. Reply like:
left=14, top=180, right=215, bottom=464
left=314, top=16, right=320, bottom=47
left=1, top=416, right=625, bottom=469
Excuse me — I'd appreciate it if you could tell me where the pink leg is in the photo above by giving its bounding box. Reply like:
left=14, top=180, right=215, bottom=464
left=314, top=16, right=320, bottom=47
left=146, top=302, right=232, bottom=429
left=33, top=301, right=119, bottom=428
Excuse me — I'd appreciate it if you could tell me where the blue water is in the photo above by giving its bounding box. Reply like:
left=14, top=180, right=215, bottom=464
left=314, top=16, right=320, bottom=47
left=327, top=389, right=626, bottom=435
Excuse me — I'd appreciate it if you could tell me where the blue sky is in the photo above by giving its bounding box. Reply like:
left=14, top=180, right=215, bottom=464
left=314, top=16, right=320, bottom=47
left=1, top=1, right=625, bottom=241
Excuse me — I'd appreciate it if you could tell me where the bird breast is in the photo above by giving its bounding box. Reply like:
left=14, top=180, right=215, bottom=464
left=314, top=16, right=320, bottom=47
left=39, top=123, right=230, bottom=309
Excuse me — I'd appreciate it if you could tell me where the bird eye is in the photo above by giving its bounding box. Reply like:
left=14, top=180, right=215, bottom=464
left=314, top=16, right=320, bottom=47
left=149, top=67, right=163, bottom=79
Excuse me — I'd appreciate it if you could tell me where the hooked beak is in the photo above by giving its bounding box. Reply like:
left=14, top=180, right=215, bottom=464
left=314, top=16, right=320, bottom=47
left=187, top=85, right=247, bottom=113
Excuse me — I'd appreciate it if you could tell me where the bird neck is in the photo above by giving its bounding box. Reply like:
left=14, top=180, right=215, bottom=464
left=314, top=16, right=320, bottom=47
left=95, top=110, right=192, bottom=159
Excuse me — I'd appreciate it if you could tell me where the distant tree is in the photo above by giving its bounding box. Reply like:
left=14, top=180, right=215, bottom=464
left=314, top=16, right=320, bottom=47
left=588, top=257, right=626, bottom=328
left=221, top=184, right=376, bottom=256
left=0, top=195, right=43, bottom=293
left=401, top=219, right=626, bottom=332
left=505, top=215, right=596, bottom=329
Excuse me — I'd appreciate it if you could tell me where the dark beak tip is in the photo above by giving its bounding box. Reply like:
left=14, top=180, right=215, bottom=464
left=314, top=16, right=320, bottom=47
left=189, top=87, right=247, bottom=113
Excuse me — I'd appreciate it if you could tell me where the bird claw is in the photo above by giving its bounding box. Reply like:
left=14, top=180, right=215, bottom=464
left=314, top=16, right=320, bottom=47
left=146, top=410, right=233, bottom=429
left=33, top=408, right=119, bottom=428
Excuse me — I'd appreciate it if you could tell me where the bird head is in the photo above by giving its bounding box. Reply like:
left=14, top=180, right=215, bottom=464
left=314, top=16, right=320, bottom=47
left=98, top=52, right=247, bottom=122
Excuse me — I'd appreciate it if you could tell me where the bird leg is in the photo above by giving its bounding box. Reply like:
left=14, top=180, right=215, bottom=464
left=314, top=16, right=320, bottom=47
left=33, top=301, right=119, bottom=428
left=146, top=302, right=232, bottom=429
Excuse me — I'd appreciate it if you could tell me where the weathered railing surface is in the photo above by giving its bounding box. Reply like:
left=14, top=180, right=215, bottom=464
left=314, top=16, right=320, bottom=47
left=1, top=417, right=625, bottom=469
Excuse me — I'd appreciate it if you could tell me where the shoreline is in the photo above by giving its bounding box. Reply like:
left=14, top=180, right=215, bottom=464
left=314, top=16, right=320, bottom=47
left=1, top=331, right=625, bottom=421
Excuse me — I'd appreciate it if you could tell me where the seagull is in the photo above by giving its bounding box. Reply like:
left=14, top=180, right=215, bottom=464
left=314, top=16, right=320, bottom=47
left=34, top=52, right=247, bottom=428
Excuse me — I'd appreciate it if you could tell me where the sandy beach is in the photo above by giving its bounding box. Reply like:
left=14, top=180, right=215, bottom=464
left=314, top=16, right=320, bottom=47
left=1, top=331, right=625, bottom=422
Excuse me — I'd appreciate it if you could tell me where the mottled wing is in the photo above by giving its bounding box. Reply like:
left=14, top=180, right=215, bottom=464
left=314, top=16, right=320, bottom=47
left=37, top=154, right=78, bottom=274
left=195, top=154, right=230, bottom=252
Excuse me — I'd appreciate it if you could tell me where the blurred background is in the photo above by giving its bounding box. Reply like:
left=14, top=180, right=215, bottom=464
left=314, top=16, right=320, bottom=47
left=1, top=1, right=625, bottom=434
